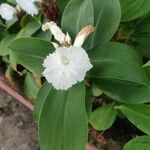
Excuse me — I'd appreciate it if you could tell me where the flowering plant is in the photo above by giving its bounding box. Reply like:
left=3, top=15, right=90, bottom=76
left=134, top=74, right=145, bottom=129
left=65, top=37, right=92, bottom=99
left=1, top=0, right=150, bottom=149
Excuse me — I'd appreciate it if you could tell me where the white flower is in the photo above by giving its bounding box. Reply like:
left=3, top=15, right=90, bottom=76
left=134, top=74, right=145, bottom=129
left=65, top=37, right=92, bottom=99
left=43, top=46, right=93, bottom=90
left=42, top=22, right=95, bottom=90
left=16, top=0, right=39, bottom=16
left=0, top=3, right=17, bottom=21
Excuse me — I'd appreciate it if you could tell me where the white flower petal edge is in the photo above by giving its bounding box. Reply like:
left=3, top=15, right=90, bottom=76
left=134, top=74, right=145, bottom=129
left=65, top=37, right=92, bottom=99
left=43, top=46, right=93, bottom=90
left=0, top=3, right=17, bottom=21
left=16, top=0, right=39, bottom=16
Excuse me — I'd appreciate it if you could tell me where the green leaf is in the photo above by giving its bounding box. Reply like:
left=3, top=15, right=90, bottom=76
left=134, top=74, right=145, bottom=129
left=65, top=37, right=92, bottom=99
left=119, top=104, right=150, bottom=135
left=34, top=29, right=52, bottom=42
left=90, top=0, right=121, bottom=47
left=134, top=15, right=150, bottom=34
left=88, top=42, right=148, bottom=86
left=89, top=103, right=117, bottom=131
left=9, top=37, right=54, bottom=77
left=17, top=18, right=41, bottom=38
left=88, top=42, right=150, bottom=103
left=92, top=83, right=103, bottom=97
left=130, top=35, right=150, bottom=58
left=95, top=78, right=150, bottom=103
left=0, top=34, right=16, bottom=56
left=120, top=0, right=150, bottom=22
left=57, top=0, right=71, bottom=14
left=85, top=86, right=92, bottom=117
left=33, top=82, right=52, bottom=122
left=61, top=0, right=94, bottom=39
left=5, top=65, right=14, bottom=84
left=38, top=82, right=88, bottom=150
left=123, top=136, right=150, bottom=150
left=143, top=60, right=150, bottom=68
left=24, top=72, right=41, bottom=99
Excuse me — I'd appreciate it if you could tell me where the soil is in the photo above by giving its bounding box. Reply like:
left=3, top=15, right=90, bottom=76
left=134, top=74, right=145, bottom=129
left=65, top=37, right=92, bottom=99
left=0, top=90, right=39, bottom=150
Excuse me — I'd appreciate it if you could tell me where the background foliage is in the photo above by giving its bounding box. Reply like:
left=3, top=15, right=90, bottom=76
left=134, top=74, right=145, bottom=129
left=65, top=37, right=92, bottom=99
left=0, top=0, right=150, bottom=149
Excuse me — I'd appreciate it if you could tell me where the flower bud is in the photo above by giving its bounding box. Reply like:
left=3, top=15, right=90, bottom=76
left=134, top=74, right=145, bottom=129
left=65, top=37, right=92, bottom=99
left=73, top=25, right=95, bottom=47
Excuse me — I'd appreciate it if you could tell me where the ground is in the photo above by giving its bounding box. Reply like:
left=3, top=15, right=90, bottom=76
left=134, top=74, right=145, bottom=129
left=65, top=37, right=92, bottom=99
left=0, top=90, right=39, bottom=150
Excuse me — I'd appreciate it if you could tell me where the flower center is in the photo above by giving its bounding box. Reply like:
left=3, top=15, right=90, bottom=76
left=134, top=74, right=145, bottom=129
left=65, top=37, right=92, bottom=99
left=61, top=56, right=69, bottom=65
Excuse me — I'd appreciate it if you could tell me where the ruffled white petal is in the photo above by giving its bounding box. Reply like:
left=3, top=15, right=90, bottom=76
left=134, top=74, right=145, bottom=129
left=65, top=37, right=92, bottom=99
left=0, top=3, right=17, bottom=21
left=16, top=0, right=39, bottom=16
left=43, top=46, right=93, bottom=90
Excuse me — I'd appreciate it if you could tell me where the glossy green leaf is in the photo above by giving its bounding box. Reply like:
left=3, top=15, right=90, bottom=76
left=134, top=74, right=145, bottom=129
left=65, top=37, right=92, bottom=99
left=123, top=136, right=150, bottom=150
left=24, top=72, right=41, bottom=99
left=90, top=0, right=121, bottom=47
left=89, top=103, right=117, bottom=130
left=120, top=0, right=150, bottom=22
left=0, top=34, right=16, bottom=56
left=88, top=42, right=148, bottom=86
left=33, top=82, right=52, bottom=122
left=39, top=82, right=88, bottom=150
left=119, top=104, right=150, bottom=135
left=61, top=0, right=94, bottom=39
left=9, top=37, right=54, bottom=77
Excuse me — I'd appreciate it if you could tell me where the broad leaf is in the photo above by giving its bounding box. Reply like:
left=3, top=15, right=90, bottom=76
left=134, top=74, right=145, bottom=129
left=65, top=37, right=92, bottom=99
left=38, top=82, right=88, bottom=150
left=61, top=0, right=94, bottom=39
left=90, top=0, right=121, bottom=47
left=119, top=104, right=150, bottom=135
left=95, top=78, right=150, bottom=103
left=88, top=42, right=148, bottom=86
left=89, top=103, right=117, bottom=130
left=57, top=0, right=71, bottom=14
left=120, top=0, right=150, bottom=22
left=9, top=37, right=54, bottom=77
left=88, top=42, right=150, bottom=103
left=123, top=136, right=150, bottom=150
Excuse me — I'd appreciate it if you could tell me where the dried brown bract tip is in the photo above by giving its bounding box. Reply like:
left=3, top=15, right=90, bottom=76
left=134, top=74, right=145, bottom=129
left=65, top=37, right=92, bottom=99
left=41, top=0, right=59, bottom=22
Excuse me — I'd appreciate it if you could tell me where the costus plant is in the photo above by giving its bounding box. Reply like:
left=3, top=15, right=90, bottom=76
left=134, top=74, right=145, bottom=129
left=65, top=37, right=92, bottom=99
left=0, top=0, right=150, bottom=150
